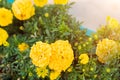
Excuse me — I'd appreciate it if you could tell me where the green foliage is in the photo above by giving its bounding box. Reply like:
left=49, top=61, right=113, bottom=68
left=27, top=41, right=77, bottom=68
left=0, top=1, right=120, bottom=80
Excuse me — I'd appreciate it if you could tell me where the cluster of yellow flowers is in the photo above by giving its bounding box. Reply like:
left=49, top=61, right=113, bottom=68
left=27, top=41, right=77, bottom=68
left=96, top=17, right=120, bottom=63
left=0, top=0, right=69, bottom=46
left=0, top=0, right=68, bottom=27
left=96, top=38, right=119, bottom=63
left=106, top=16, right=120, bottom=41
left=98, top=16, right=120, bottom=41
left=30, top=40, right=74, bottom=80
left=0, top=28, right=9, bottom=46
left=0, top=7, right=12, bottom=45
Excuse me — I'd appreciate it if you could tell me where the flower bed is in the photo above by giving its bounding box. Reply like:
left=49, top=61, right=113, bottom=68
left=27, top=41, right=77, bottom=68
left=0, top=0, right=120, bottom=80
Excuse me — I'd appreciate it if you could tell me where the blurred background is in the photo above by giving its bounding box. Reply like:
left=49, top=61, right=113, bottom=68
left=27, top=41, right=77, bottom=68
left=69, top=0, right=120, bottom=31
left=49, top=0, right=120, bottom=31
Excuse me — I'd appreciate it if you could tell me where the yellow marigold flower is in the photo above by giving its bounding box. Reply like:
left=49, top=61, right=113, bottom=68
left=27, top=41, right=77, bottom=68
left=50, top=71, right=60, bottom=80
left=12, top=0, right=35, bottom=20
left=49, top=40, right=74, bottom=71
left=30, top=41, right=51, bottom=67
left=54, top=0, right=68, bottom=5
left=0, top=28, right=8, bottom=46
left=79, top=53, right=89, bottom=64
left=34, top=0, right=48, bottom=7
left=18, top=43, right=29, bottom=52
left=96, top=39, right=118, bottom=63
left=36, top=67, right=48, bottom=78
left=0, top=8, right=13, bottom=26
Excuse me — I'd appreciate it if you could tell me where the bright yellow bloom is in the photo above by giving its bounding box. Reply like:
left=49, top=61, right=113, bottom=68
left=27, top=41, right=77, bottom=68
left=44, top=13, right=49, bottom=17
left=49, top=40, right=74, bottom=71
left=18, top=43, right=29, bottom=52
left=30, top=41, right=51, bottom=67
left=36, top=67, right=48, bottom=78
left=3, top=41, right=9, bottom=47
left=96, top=39, right=118, bottom=63
left=0, top=8, right=13, bottom=26
left=54, top=0, right=68, bottom=5
left=34, top=0, right=48, bottom=7
left=50, top=71, right=60, bottom=80
left=0, top=28, right=9, bottom=46
left=12, top=0, right=35, bottom=20
left=79, top=53, right=89, bottom=64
